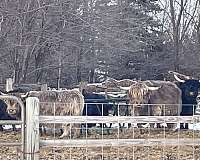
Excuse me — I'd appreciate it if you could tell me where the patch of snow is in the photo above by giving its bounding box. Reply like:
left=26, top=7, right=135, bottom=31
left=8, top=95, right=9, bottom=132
left=2, top=125, right=21, bottom=130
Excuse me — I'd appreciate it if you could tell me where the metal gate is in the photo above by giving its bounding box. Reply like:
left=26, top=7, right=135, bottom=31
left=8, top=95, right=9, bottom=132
left=0, top=95, right=25, bottom=160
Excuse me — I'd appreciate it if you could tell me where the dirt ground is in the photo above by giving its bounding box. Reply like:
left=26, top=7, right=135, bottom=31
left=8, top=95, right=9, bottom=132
left=0, top=127, right=200, bottom=160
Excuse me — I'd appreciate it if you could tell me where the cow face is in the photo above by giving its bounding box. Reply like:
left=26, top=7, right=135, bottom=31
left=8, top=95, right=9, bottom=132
left=4, top=99, right=21, bottom=118
left=179, top=80, right=200, bottom=103
left=128, top=82, right=160, bottom=107
left=128, top=83, right=149, bottom=106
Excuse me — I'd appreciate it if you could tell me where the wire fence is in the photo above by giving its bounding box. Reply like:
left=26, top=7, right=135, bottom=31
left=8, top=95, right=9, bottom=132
left=37, top=99, right=200, bottom=160
left=1, top=97, right=200, bottom=159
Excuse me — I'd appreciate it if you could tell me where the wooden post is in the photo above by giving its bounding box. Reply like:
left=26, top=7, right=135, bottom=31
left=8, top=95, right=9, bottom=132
left=6, top=78, right=13, bottom=92
left=25, top=97, right=40, bottom=160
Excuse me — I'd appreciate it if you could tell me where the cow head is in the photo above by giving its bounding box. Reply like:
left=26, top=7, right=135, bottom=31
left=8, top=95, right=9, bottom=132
left=2, top=91, right=27, bottom=119
left=180, top=79, right=200, bottom=103
left=174, top=74, right=200, bottom=103
left=4, top=99, right=21, bottom=118
left=120, top=81, right=160, bottom=107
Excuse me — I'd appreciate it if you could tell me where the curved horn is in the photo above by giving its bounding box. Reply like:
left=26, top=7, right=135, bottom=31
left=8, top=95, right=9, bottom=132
left=0, top=91, right=7, bottom=95
left=20, top=92, right=29, bottom=98
left=145, top=80, right=154, bottom=86
left=118, top=79, right=137, bottom=83
left=174, top=74, right=185, bottom=83
left=119, top=86, right=131, bottom=91
left=169, top=71, right=191, bottom=80
left=144, top=83, right=160, bottom=91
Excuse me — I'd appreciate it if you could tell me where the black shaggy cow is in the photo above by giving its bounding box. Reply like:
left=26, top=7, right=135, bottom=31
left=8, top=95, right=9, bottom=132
left=82, top=90, right=114, bottom=134
left=169, top=71, right=200, bottom=129
left=177, top=79, right=200, bottom=129
left=0, top=99, right=16, bottom=131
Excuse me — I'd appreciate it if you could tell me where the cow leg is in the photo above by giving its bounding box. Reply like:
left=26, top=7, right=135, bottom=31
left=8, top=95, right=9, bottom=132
left=80, top=124, right=84, bottom=135
left=12, top=125, right=16, bottom=131
left=60, top=124, right=81, bottom=138
left=60, top=124, right=71, bottom=138
left=179, top=123, right=184, bottom=129
left=151, top=105, right=162, bottom=131
left=73, top=124, right=81, bottom=138
left=157, top=123, right=162, bottom=128
left=0, top=125, right=3, bottom=131
left=103, top=123, right=110, bottom=135
left=99, top=123, right=106, bottom=135
left=119, top=123, right=123, bottom=132
left=184, top=123, right=189, bottom=129
left=39, top=125, right=45, bottom=136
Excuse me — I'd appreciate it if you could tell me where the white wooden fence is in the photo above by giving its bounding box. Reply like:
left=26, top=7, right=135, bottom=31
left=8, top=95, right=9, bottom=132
left=25, top=97, right=200, bottom=160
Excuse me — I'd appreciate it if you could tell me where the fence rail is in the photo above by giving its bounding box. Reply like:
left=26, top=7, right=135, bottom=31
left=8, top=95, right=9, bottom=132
left=40, top=138, right=200, bottom=147
left=39, top=115, right=199, bottom=124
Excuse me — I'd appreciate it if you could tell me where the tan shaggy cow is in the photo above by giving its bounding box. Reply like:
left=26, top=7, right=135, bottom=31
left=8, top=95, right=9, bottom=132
left=5, top=89, right=84, bottom=138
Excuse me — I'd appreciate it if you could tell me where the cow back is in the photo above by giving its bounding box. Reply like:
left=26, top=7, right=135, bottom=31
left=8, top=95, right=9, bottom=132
left=148, top=81, right=182, bottom=116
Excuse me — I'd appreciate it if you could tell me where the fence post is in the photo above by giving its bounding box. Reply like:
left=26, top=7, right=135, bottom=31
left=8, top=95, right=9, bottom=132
left=6, top=78, right=13, bottom=92
left=25, top=97, right=40, bottom=160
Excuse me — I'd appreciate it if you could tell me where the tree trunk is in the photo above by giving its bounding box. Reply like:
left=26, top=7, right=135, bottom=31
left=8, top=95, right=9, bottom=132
left=88, top=69, right=95, bottom=83
left=76, top=49, right=82, bottom=83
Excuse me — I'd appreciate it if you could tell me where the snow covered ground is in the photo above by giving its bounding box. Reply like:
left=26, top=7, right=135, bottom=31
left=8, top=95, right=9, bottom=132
left=2, top=125, right=21, bottom=130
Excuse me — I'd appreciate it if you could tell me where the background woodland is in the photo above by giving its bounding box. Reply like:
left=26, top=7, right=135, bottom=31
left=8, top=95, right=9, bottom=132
left=0, top=0, right=200, bottom=88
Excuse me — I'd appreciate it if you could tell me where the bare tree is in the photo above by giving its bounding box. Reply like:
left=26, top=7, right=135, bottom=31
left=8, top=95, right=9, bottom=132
left=160, top=0, right=200, bottom=71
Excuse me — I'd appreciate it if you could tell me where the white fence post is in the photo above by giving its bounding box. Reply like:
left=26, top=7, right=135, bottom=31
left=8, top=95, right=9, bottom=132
left=25, top=97, right=40, bottom=160
left=6, top=78, right=13, bottom=92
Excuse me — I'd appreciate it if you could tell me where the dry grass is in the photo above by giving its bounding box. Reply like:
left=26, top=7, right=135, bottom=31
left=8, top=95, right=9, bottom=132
left=1, top=128, right=200, bottom=160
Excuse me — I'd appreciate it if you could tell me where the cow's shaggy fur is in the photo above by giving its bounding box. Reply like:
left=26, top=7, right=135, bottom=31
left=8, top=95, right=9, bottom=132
left=5, top=90, right=84, bottom=138
left=128, top=81, right=182, bottom=128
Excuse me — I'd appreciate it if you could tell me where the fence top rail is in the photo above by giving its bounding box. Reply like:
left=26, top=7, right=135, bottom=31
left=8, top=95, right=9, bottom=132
left=0, top=120, right=23, bottom=125
left=38, top=101, right=196, bottom=106
left=40, top=138, right=200, bottom=147
left=39, top=115, right=200, bottom=124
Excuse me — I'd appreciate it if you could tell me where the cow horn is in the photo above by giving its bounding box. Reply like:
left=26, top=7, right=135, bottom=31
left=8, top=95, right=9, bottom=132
left=169, top=70, right=190, bottom=80
left=144, top=83, right=160, bottom=91
left=119, top=86, right=131, bottom=91
left=145, top=80, right=154, bottom=86
left=0, top=91, right=7, bottom=96
left=21, top=92, right=29, bottom=98
left=174, top=74, right=185, bottom=83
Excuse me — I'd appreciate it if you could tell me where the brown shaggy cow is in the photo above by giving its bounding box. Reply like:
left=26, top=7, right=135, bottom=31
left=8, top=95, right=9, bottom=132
left=120, top=80, right=182, bottom=128
left=5, top=89, right=84, bottom=138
